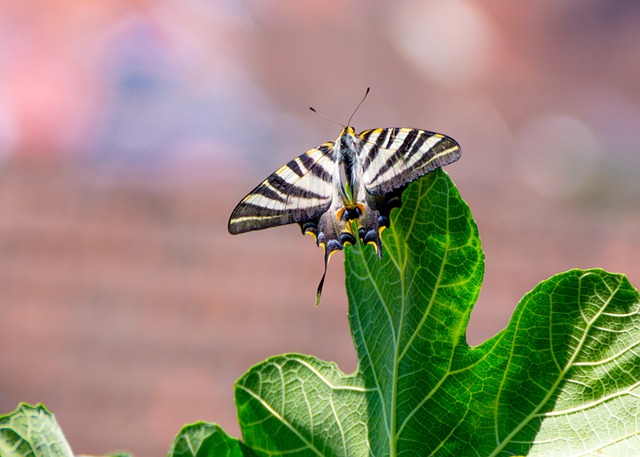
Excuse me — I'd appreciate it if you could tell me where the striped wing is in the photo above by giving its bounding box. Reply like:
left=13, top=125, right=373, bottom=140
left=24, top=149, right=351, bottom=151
left=359, top=128, right=461, bottom=196
left=228, top=142, right=335, bottom=234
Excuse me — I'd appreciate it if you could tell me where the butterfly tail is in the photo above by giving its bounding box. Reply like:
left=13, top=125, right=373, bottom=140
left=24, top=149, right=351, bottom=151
left=315, top=237, right=343, bottom=306
left=315, top=257, right=328, bottom=307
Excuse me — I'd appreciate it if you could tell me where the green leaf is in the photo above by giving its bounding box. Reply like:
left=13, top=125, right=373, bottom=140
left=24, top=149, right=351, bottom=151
left=233, top=169, right=640, bottom=455
left=0, top=403, right=73, bottom=457
left=168, top=422, right=244, bottom=457
left=236, top=355, right=368, bottom=455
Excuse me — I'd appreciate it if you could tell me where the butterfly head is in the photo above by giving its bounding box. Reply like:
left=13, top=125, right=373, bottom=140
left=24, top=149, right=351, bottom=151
left=342, top=125, right=356, bottom=136
left=339, top=126, right=357, bottom=149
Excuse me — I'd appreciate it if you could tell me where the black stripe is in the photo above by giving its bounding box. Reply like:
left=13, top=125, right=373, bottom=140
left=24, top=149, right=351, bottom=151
left=234, top=203, right=295, bottom=216
left=284, top=156, right=331, bottom=185
left=299, top=147, right=333, bottom=180
left=363, top=130, right=389, bottom=169
left=234, top=203, right=289, bottom=216
left=286, top=186, right=329, bottom=199
left=231, top=200, right=329, bottom=228
left=267, top=173, right=291, bottom=192
left=301, top=148, right=334, bottom=182
left=258, top=181, right=328, bottom=201
left=363, top=144, right=379, bottom=170
left=252, top=184, right=287, bottom=203
left=265, top=172, right=326, bottom=198
left=403, top=132, right=428, bottom=160
left=307, top=161, right=332, bottom=182
left=385, top=128, right=400, bottom=149
left=397, top=129, right=420, bottom=157
left=234, top=202, right=327, bottom=217
left=376, top=130, right=390, bottom=147
left=267, top=166, right=330, bottom=199
left=287, top=158, right=305, bottom=177
left=299, top=152, right=316, bottom=171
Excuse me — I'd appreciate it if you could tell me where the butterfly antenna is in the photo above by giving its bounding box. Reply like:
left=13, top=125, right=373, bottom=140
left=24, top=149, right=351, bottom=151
left=309, top=106, right=345, bottom=128
left=346, top=87, right=370, bottom=127
left=309, top=87, right=370, bottom=129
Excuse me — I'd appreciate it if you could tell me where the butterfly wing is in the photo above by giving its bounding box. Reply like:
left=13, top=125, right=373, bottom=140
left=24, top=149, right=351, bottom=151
left=359, top=128, right=461, bottom=196
left=228, top=142, right=336, bottom=234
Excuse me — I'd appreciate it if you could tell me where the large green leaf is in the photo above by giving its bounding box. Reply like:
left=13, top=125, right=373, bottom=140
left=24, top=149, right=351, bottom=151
left=0, top=403, right=73, bottom=457
left=233, top=170, right=640, bottom=455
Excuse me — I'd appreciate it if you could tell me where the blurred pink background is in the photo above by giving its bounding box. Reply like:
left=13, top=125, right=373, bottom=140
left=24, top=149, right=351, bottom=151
left=1, top=1, right=639, bottom=455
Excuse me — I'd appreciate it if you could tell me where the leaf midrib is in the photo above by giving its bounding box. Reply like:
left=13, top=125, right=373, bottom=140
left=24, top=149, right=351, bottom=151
left=385, top=177, right=453, bottom=455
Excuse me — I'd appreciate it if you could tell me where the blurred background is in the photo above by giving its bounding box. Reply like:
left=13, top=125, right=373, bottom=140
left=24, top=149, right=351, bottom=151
left=0, top=0, right=639, bottom=455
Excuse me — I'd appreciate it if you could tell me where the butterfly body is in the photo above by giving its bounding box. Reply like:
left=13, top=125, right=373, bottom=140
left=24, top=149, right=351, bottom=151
left=229, top=124, right=461, bottom=304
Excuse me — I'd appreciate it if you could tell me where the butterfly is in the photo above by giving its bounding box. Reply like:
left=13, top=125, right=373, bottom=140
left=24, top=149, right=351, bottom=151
left=228, top=89, right=461, bottom=305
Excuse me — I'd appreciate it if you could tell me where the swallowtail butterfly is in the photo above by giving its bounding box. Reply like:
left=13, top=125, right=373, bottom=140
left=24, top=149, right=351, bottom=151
left=228, top=89, right=461, bottom=305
